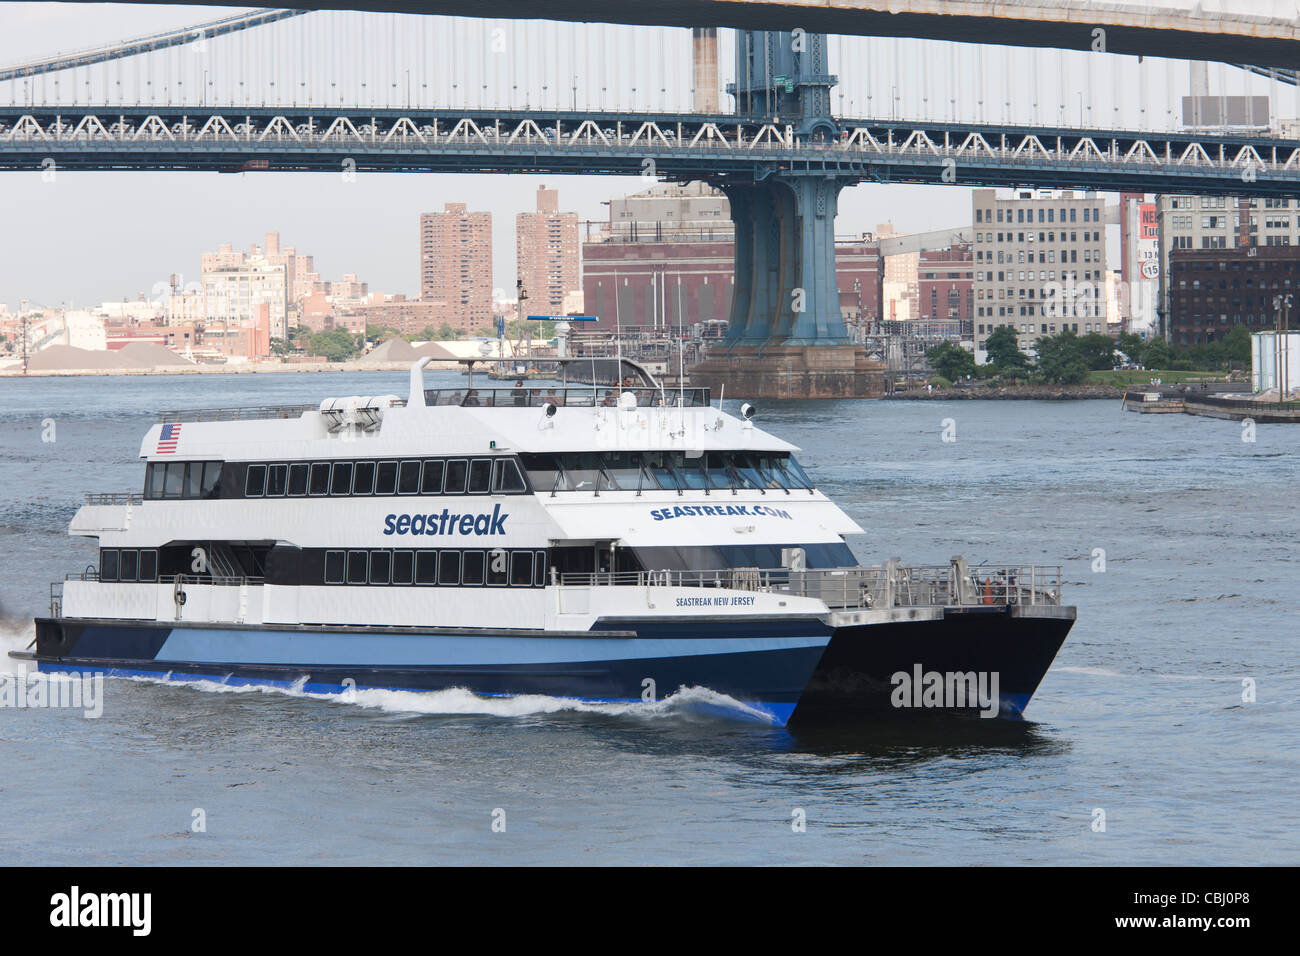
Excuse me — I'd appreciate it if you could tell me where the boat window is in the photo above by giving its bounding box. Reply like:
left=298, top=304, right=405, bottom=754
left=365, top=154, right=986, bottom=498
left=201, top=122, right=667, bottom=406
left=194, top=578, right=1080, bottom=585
left=308, top=462, right=331, bottom=496
left=675, top=453, right=714, bottom=490
left=559, top=452, right=617, bottom=492
left=330, top=461, right=354, bottom=496
left=510, top=551, right=533, bottom=587
left=288, top=463, right=309, bottom=497
left=461, top=550, right=485, bottom=585
left=438, top=550, right=461, bottom=585
left=391, top=550, right=414, bottom=585
left=265, top=464, right=287, bottom=497
left=517, top=454, right=563, bottom=493
left=119, top=549, right=139, bottom=582
left=202, top=462, right=224, bottom=498
left=467, top=459, right=492, bottom=494
left=145, top=463, right=166, bottom=499
left=534, top=550, right=548, bottom=587
left=774, top=455, right=813, bottom=490
left=244, top=464, right=267, bottom=498
left=352, top=460, right=376, bottom=495
left=369, top=550, right=391, bottom=585
left=601, top=452, right=658, bottom=492
left=163, top=462, right=186, bottom=498
left=375, top=460, right=398, bottom=495
left=486, top=547, right=508, bottom=586
left=632, top=542, right=856, bottom=571
left=415, top=550, right=437, bottom=585
left=642, top=452, right=682, bottom=492
left=138, top=549, right=158, bottom=582
left=398, top=460, right=422, bottom=495
left=324, top=550, right=345, bottom=585
left=100, top=549, right=119, bottom=581
left=444, top=459, right=468, bottom=494
left=183, top=462, right=204, bottom=498
left=491, top=458, right=526, bottom=494
left=421, top=459, right=444, bottom=494
left=346, top=550, right=368, bottom=585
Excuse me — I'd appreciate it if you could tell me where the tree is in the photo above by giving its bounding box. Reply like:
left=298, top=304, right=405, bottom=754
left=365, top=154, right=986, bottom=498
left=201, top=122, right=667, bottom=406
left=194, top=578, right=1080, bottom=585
left=1034, top=331, right=1089, bottom=384
left=1076, top=332, right=1118, bottom=371
left=1222, top=325, right=1251, bottom=366
left=1116, top=331, right=1144, bottom=365
left=436, top=323, right=459, bottom=341
left=926, top=341, right=977, bottom=381
left=984, top=325, right=1030, bottom=373
left=307, top=328, right=362, bottom=362
left=1140, top=337, right=1173, bottom=370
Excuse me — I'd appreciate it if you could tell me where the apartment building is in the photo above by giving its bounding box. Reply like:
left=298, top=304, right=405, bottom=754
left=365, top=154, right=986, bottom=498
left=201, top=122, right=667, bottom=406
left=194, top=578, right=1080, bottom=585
left=516, top=185, right=580, bottom=316
left=420, top=202, right=494, bottom=334
left=971, top=188, right=1109, bottom=359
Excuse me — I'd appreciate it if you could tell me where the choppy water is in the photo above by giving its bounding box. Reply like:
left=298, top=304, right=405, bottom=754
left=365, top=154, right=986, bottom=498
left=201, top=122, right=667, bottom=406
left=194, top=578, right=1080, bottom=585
left=1, top=371, right=1296, bottom=865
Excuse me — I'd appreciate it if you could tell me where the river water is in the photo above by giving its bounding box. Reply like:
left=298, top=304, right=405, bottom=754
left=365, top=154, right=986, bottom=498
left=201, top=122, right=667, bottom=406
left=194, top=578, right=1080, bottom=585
left=0, top=371, right=1295, bottom=865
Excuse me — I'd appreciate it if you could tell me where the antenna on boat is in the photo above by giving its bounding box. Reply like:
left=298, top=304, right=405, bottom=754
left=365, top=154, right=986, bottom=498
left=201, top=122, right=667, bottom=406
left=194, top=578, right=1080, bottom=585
left=408, top=356, right=432, bottom=409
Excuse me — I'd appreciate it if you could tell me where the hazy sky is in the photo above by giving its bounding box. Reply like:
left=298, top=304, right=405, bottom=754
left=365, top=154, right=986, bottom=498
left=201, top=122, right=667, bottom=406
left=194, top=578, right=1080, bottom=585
left=5, top=2, right=1245, bottom=308
left=0, top=4, right=989, bottom=310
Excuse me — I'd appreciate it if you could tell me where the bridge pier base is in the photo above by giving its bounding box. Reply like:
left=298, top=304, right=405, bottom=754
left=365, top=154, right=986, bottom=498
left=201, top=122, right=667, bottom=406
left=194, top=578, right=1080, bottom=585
left=690, top=343, right=886, bottom=400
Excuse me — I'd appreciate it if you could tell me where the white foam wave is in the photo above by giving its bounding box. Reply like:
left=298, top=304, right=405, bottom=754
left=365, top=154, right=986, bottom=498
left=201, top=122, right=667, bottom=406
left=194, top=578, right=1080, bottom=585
left=122, top=672, right=781, bottom=724
left=0, top=619, right=35, bottom=675
left=1056, top=665, right=1126, bottom=677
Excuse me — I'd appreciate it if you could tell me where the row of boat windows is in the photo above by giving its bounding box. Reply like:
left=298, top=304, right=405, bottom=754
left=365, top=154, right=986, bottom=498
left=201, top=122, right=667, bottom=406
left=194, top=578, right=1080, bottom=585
left=518, top=451, right=815, bottom=494
left=323, top=548, right=548, bottom=588
left=99, top=548, right=159, bottom=582
left=144, top=457, right=530, bottom=500
left=96, top=546, right=548, bottom=588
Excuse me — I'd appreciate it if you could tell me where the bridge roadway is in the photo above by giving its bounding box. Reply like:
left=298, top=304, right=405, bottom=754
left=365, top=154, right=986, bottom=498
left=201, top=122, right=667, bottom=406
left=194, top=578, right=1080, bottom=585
left=3, top=105, right=1299, bottom=196
left=30, top=0, right=1300, bottom=69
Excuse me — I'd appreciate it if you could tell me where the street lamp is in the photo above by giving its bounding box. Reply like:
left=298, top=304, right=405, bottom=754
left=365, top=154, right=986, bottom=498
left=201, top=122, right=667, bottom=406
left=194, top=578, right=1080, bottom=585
left=1272, top=293, right=1292, bottom=398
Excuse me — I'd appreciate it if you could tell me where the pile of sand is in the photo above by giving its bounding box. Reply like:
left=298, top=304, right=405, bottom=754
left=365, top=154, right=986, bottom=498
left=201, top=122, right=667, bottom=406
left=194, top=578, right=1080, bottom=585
left=358, top=338, right=422, bottom=365
left=359, top=339, right=462, bottom=366
left=24, top=343, right=194, bottom=372
left=116, top=341, right=195, bottom=368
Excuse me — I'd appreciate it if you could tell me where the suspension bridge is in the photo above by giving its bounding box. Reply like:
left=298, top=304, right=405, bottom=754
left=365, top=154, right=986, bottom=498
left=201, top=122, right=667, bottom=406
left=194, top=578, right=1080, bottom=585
left=2, top=4, right=1299, bottom=395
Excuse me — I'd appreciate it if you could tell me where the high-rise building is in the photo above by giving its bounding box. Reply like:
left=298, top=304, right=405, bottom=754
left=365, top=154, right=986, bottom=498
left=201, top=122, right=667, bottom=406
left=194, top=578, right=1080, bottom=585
left=516, top=186, right=580, bottom=316
left=420, top=202, right=493, bottom=334
left=971, top=188, right=1110, bottom=358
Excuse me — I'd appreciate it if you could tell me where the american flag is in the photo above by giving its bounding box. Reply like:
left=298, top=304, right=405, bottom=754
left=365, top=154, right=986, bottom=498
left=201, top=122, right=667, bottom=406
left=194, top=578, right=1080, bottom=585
left=157, top=423, right=182, bottom=454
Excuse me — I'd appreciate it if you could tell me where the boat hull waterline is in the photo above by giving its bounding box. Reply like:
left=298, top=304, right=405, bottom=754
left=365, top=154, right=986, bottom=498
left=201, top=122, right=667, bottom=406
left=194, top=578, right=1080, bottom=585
left=29, top=608, right=1073, bottom=726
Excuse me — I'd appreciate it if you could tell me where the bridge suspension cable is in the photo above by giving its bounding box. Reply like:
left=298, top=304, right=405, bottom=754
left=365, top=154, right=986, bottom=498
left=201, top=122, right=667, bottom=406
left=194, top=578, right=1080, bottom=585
left=0, top=9, right=308, bottom=83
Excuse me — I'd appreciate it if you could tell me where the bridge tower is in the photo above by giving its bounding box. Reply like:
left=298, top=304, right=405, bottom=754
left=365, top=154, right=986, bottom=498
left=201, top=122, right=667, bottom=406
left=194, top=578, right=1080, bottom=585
left=691, top=29, right=884, bottom=399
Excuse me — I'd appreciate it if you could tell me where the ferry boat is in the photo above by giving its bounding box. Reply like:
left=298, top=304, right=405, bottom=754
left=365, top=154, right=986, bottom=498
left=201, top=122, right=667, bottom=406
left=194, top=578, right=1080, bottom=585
left=15, top=358, right=1075, bottom=725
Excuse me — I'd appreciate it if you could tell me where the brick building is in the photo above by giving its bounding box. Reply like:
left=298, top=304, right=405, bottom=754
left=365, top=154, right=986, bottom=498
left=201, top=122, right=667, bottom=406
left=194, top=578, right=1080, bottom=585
left=918, top=244, right=974, bottom=328
left=1167, top=245, right=1300, bottom=345
left=420, top=203, right=493, bottom=334
left=516, top=186, right=580, bottom=315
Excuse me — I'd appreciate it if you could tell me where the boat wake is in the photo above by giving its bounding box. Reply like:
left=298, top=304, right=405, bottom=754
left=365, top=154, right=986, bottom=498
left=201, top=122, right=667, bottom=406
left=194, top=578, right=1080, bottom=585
left=119, top=671, right=782, bottom=725
left=0, top=616, right=35, bottom=676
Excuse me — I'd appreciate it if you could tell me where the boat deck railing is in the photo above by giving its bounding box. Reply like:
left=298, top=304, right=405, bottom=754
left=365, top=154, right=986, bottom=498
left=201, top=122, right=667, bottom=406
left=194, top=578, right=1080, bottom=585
left=158, top=404, right=322, bottom=423
left=556, top=563, right=1063, bottom=609
left=53, top=570, right=264, bottom=616
left=424, top=386, right=711, bottom=408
